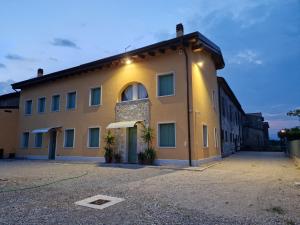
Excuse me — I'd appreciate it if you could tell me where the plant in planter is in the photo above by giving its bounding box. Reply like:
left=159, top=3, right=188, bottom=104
left=104, top=130, right=115, bottom=163
left=140, top=125, right=156, bottom=165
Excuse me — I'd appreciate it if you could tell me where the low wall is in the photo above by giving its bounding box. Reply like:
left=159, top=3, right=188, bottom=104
left=288, top=140, right=300, bottom=166
left=0, top=108, right=18, bottom=158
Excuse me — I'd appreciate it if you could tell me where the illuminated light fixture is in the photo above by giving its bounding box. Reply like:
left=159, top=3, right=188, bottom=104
left=197, top=61, right=204, bottom=68
left=125, top=58, right=132, bottom=65
left=280, top=129, right=286, bottom=133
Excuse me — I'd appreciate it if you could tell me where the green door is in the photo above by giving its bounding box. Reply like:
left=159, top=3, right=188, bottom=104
left=128, top=126, right=137, bottom=163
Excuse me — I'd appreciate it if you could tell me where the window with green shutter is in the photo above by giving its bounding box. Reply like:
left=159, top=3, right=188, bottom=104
left=38, top=97, right=46, bottom=113
left=90, top=87, right=101, bottom=106
left=52, top=95, right=60, bottom=112
left=89, top=127, right=100, bottom=148
left=67, top=92, right=76, bottom=109
left=158, top=73, right=174, bottom=96
left=35, top=133, right=43, bottom=148
left=64, top=129, right=75, bottom=148
left=159, top=123, right=176, bottom=147
left=25, top=100, right=32, bottom=115
left=203, top=125, right=208, bottom=147
left=22, top=132, right=29, bottom=148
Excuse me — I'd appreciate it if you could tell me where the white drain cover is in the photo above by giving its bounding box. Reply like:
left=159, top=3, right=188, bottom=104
left=75, top=195, right=125, bottom=210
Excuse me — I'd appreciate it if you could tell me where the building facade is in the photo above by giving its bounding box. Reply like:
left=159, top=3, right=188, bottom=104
left=4, top=25, right=225, bottom=166
left=217, top=77, right=244, bottom=157
left=243, top=113, right=269, bottom=150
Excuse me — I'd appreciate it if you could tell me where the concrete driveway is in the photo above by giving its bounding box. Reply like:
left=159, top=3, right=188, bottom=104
left=0, top=151, right=299, bottom=225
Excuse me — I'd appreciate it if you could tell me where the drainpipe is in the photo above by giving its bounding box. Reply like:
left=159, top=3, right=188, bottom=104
left=218, top=84, right=224, bottom=157
left=180, top=40, right=192, bottom=167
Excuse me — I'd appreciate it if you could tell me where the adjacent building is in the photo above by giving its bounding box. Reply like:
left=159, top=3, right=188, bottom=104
left=243, top=113, right=269, bottom=150
left=0, top=24, right=226, bottom=166
left=217, top=77, right=244, bottom=157
left=0, top=92, right=20, bottom=158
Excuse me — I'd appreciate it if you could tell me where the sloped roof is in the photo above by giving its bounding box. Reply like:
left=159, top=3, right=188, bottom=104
left=12, top=32, right=224, bottom=89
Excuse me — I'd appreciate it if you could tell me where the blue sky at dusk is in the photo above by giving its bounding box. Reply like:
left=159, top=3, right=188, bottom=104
left=0, top=0, right=299, bottom=138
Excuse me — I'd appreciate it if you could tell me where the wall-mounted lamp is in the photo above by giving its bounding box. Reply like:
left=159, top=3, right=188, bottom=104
left=197, top=61, right=204, bottom=68
left=125, top=58, right=132, bottom=65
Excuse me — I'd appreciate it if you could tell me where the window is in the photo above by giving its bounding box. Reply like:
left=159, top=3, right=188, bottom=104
left=221, top=129, right=224, bottom=141
left=21, top=132, right=29, bottom=148
left=121, top=83, right=148, bottom=102
left=214, top=128, right=218, bottom=148
left=38, top=97, right=46, bottom=113
left=51, top=95, right=60, bottom=112
left=90, top=87, right=101, bottom=106
left=67, top=92, right=76, bottom=109
left=225, top=131, right=228, bottom=142
left=203, top=124, right=208, bottom=148
left=25, top=100, right=32, bottom=115
left=34, top=133, right=43, bottom=148
left=88, top=127, right=100, bottom=148
left=64, top=129, right=75, bottom=148
left=158, top=123, right=176, bottom=147
left=157, top=73, right=174, bottom=96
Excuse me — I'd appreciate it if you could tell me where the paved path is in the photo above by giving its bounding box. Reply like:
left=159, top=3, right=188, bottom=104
left=0, top=151, right=299, bottom=225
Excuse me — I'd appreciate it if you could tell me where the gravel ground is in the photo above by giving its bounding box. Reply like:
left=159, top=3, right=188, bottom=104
left=0, top=151, right=299, bottom=225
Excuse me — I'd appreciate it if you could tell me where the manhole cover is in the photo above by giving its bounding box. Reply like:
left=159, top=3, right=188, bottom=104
left=75, top=195, right=124, bottom=210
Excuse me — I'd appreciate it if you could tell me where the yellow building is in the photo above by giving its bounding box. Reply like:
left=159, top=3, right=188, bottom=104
left=6, top=24, right=225, bottom=166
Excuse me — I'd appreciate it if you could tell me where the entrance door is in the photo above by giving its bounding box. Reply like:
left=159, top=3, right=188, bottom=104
left=49, top=130, right=57, bottom=160
left=128, top=126, right=137, bottom=163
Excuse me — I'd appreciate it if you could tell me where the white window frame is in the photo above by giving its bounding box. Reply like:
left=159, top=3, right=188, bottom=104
left=157, top=121, right=176, bottom=148
left=24, top=99, right=33, bottom=115
left=66, top=91, right=77, bottom=110
left=156, top=71, right=176, bottom=97
left=21, top=131, right=30, bottom=149
left=202, top=123, right=209, bottom=148
left=34, top=133, right=43, bottom=148
left=51, top=94, right=60, bottom=112
left=37, top=96, right=46, bottom=114
left=87, top=126, right=101, bottom=149
left=64, top=128, right=75, bottom=149
left=89, top=86, right=102, bottom=107
left=120, top=83, right=149, bottom=103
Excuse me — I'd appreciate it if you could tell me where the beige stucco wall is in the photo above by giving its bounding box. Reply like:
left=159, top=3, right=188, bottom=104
left=0, top=108, right=18, bottom=158
left=16, top=48, right=221, bottom=162
left=190, top=50, right=221, bottom=161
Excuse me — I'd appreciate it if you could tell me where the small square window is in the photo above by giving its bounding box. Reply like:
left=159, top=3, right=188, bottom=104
left=25, top=100, right=32, bottom=115
left=64, top=129, right=75, bottom=148
left=158, top=73, right=174, bottom=96
left=67, top=92, right=76, bottom=109
left=38, top=97, right=46, bottom=113
left=52, top=95, right=60, bottom=112
left=88, top=127, right=100, bottom=148
left=34, top=133, right=43, bottom=148
left=90, top=87, right=101, bottom=106
left=158, top=123, right=176, bottom=147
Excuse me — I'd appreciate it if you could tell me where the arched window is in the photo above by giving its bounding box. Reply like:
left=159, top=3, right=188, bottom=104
left=121, top=83, right=148, bottom=102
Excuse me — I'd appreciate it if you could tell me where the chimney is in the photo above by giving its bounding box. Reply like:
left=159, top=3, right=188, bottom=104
left=176, top=23, right=184, bottom=37
left=37, top=68, right=43, bottom=77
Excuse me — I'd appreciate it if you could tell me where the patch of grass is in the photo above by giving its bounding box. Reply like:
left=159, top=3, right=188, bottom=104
left=266, top=206, right=285, bottom=215
left=285, top=219, right=295, bottom=225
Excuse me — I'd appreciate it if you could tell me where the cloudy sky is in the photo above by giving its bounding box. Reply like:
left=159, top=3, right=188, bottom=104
left=0, top=0, right=299, bottom=138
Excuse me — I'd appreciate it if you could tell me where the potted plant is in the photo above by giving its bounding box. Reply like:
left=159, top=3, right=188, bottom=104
left=104, top=130, right=115, bottom=163
left=140, top=125, right=156, bottom=165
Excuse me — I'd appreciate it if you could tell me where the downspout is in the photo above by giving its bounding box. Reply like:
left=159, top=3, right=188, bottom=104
left=218, top=84, right=224, bottom=157
left=181, top=39, right=192, bottom=166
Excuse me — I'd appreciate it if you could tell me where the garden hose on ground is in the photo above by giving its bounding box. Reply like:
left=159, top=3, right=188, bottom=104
left=0, top=171, right=88, bottom=193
